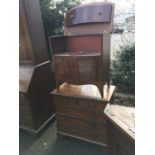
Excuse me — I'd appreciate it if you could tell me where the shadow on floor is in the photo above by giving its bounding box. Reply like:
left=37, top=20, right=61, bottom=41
left=19, top=121, right=108, bottom=155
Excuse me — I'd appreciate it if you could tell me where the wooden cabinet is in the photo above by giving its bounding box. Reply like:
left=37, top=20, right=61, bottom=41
left=19, top=0, right=55, bottom=134
left=104, top=104, right=135, bottom=155
left=19, top=0, right=48, bottom=65
left=19, top=62, right=55, bottom=133
left=51, top=83, right=115, bottom=146
left=49, top=33, right=110, bottom=96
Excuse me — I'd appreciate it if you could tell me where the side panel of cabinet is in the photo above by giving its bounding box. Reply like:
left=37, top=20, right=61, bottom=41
left=23, top=0, right=48, bottom=64
left=19, top=0, right=34, bottom=64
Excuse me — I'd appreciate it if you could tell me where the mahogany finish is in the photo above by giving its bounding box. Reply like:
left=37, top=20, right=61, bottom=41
left=64, top=2, right=115, bottom=35
left=19, top=61, right=55, bottom=133
left=51, top=83, right=115, bottom=146
left=19, top=0, right=49, bottom=65
left=65, top=3, right=112, bottom=26
left=19, top=0, right=55, bottom=134
left=49, top=33, right=110, bottom=96
left=50, top=2, right=115, bottom=147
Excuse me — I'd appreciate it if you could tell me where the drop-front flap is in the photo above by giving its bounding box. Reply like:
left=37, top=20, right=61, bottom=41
left=66, top=3, right=112, bottom=26
left=19, top=65, right=34, bottom=93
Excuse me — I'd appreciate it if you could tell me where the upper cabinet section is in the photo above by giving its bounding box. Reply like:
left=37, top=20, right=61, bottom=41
left=64, top=2, right=115, bottom=35
left=19, top=0, right=48, bottom=65
left=49, top=33, right=103, bottom=55
left=19, top=0, right=34, bottom=64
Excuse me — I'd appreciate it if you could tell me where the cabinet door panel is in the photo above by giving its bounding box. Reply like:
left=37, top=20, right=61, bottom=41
left=19, top=0, right=33, bottom=63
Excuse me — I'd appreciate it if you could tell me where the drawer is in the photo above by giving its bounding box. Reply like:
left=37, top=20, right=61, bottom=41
left=57, top=124, right=107, bottom=145
left=19, top=93, right=29, bottom=106
left=53, top=96, right=106, bottom=112
left=56, top=106, right=107, bottom=124
left=78, top=99, right=106, bottom=112
left=56, top=106, right=90, bottom=119
left=20, top=105, right=32, bottom=117
left=56, top=114, right=107, bottom=137
left=53, top=96, right=78, bottom=107
left=19, top=115, right=34, bottom=128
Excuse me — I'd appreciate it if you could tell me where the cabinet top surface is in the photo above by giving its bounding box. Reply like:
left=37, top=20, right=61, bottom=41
left=51, top=82, right=115, bottom=101
left=104, top=104, right=135, bottom=140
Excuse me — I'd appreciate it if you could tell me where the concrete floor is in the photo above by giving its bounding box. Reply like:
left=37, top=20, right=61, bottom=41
left=20, top=121, right=108, bottom=155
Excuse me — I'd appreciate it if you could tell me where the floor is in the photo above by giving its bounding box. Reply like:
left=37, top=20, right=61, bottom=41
left=19, top=121, right=108, bottom=155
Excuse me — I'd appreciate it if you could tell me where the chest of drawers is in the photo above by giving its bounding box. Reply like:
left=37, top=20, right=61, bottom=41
left=51, top=83, right=115, bottom=146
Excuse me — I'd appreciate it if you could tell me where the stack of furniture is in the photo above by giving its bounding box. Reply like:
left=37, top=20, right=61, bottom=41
left=104, top=104, right=135, bottom=155
left=50, top=2, right=115, bottom=147
left=19, top=0, right=55, bottom=134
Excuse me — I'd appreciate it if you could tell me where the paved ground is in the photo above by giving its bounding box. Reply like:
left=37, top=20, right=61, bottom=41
left=20, top=121, right=108, bottom=155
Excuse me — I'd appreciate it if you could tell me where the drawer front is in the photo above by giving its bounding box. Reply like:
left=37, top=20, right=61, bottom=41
left=53, top=95, right=78, bottom=107
left=78, top=99, right=106, bottom=112
left=53, top=95, right=106, bottom=112
left=56, top=106, right=107, bottom=124
left=57, top=124, right=107, bottom=145
left=19, top=93, right=30, bottom=106
left=19, top=115, right=34, bottom=129
left=56, top=114, right=107, bottom=138
left=19, top=106, right=32, bottom=117
left=56, top=106, right=90, bottom=119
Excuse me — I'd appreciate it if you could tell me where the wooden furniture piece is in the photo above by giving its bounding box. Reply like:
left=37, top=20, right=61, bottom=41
left=104, top=104, right=135, bottom=155
left=19, top=61, right=55, bottom=134
left=51, top=83, right=115, bottom=146
left=64, top=2, right=115, bottom=35
left=19, top=0, right=49, bottom=65
left=49, top=33, right=110, bottom=96
left=19, top=0, right=55, bottom=134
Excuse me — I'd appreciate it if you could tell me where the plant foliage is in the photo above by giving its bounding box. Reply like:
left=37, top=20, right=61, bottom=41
left=111, top=44, right=135, bottom=94
left=40, top=0, right=81, bottom=37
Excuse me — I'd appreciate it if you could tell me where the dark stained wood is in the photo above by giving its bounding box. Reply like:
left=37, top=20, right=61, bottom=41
left=49, top=33, right=103, bottom=54
left=104, top=104, right=135, bottom=155
left=19, top=0, right=56, bottom=134
left=64, top=2, right=115, bottom=35
left=49, top=33, right=111, bottom=96
left=19, top=61, right=55, bottom=133
left=19, top=0, right=34, bottom=64
left=19, top=0, right=48, bottom=65
left=57, top=123, right=107, bottom=145
left=66, top=3, right=112, bottom=26
left=56, top=115, right=107, bottom=135
left=19, top=65, right=34, bottom=92
left=51, top=83, right=115, bottom=146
